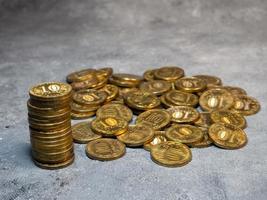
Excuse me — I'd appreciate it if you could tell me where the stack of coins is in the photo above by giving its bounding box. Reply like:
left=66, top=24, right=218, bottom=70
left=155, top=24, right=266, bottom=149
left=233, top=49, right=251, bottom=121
left=28, top=82, right=74, bottom=169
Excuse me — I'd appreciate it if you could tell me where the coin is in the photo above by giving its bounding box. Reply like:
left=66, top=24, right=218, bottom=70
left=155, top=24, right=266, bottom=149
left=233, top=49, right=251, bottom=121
left=164, top=90, right=199, bottom=107
left=117, top=124, right=154, bottom=147
left=97, top=67, right=113, bottom=78
left=193, top=75, right=222, bottom=87
left=119, top=87, right=140, bottom=98
left=32, top=156, right=74, bottom=170
left=66, top=69, right=96, bottom=83
left=96, top=103, right=133, bottom=122
left=199, top=88, right=234, bottom=111
left=91, top=116, right=128, bottom=137
left=135, top=109, right=171, bottom=130
left=188, top=127, right=213, bottom=148
left=230, top=95, right=260, bottom=116
left=73, top=89, right=108, bottom=106
left=143, top=131, right=168, bottom=151
left=160, top=95, right=177, bottom=108
left=125, top=91, right=160, bottom=110
left=210, top=110, right=247, bottom=129
left=222, top=86, right=247, bottom=96
left=139, top=80, right=171, bottom=96
left=112, top=73, right=143, bottom=83
left=154, top=66, right=184, bottom=82
left=72, top=122, right=102, bottom=144
left=166, top=124, right=203, bottom=144
left=208, top=123, right=248, bottom=149
left=193, top=112, right=213, bottom=128
left=175, top=77, right=206, bottom=93
left=71, top=102, right=100, bottom=113
left=99, top=84, right=119, bottom=102
left=71, top=111, right=96, bottom=120
left=167, top=106, right=199, bottom=123
left=85, top=138, right=126, bottom=161
left=143, top=69, right=155, bottom=81
left=150, top=141, right=192, bottom=167
left=70, top=75, right=107, bottom=91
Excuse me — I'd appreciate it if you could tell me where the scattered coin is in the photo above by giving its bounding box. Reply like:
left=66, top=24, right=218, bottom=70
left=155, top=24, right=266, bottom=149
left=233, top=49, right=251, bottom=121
left=175, top=77, right=207, bottom=93
left=193, top=75, right=222, bottom=87
left=73, top=89, right=108, bottom=106
left=230, top=95, right=260, bottom=116
left=154, top=66, right=184, bottom=82
left=139, top=80, right=172, bottom=96
left=99, top=84, right=119, bottom=102
left=164, top=90, right=199, bottom=107
left=66, top=69, right=96, bottom=83
left=194, top=112, right=213, bottom=128
left=188, top=127, right=213, bottom=148
left=167, top=106, right=199, bottom=123
left=143, top=131, right=168, bottom=151
left=143, top=69, right=156, bottom=81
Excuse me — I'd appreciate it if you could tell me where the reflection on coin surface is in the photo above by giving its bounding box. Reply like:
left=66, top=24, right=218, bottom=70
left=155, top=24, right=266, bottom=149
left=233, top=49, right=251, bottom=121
left=66, top=69, right=96, bottom=83
left=165, top=90, right=199, bottom=107
left=143, top=69, right=156, bottom=81
left=230, top=95, right=260, bottom=116
left=139, top=80, right=171, bottom=96
left=167, top=106, right=199, bottom=123
left=72, top=122, right=102, bottom=143
left=188, top=127, right=213, bottom=148
left=99, top=84, right=119, bottom=102
left=175, top=77, right=206, bottom=93
left=193, top=75, right=222, bottom=87
left=154, top=66, right=184, bottom=82
left=144, top=131, right=168, bottom=151
left=194, top=112, right=213, bottom=128
left=73, top=89, right=107, bottom=106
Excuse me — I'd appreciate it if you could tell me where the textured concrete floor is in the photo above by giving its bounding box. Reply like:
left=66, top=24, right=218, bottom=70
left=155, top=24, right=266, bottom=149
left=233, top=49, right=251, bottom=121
left=0, top=0, right=267, bottom=199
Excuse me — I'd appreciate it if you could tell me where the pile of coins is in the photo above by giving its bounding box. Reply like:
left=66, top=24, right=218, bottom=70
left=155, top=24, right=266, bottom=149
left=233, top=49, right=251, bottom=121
left=28, top=66, right=261, bottom=169
left=27, top=82, right=74, bottom=169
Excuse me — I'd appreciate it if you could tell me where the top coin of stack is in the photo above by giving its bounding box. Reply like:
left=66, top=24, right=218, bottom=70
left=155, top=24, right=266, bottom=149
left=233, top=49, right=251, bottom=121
left=28, top=82, right=74, bottom=169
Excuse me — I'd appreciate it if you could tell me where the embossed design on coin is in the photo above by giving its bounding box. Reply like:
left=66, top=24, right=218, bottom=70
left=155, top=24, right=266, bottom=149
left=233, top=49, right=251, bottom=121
left=188, top=127, right=213, bottom=148
left=66, top=69, right=96, bottom=83
left=144, top=131, right=168, bottom=151
left=139, top=80, right=171, bottom=96
left=167, top=106, right=199, bottom=123
left=165, top=90, right=199, bottom=107
left=230, top=95, right=260, bottom=116
left=72, top=122, right=102, bottom=143
left=73, top=89, right=107, bottom=106
left=154, top=66, right=184, bottom=81
left=143, top=69, right=156, bottom=81
left=175, top=77, right=206, bottom=93
left=193, top=75, right=222, bottom=87
left=99, top=84, right=119, bottom=102
left=194, top=112, right=213, bottom=128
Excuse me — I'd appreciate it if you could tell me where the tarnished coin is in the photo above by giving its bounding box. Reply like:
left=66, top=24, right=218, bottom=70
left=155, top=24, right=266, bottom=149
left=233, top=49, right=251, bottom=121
left=193, top=75, right=222, bottom=87
left=139, top=80, right=171, bottom=96
left=91, top=116, right=128, bottom=137
left=165, top=90, right=199, bottom=107
left=143, top=69, right=156, bottom=81
left=85, top=138, right=126, bottom=161
left=99, top=84, right=119, bottom=102
left=150, top=141, right=192, bottom=167
left=194, top=112, right=213, bottom=128
left=209, top=123, right=248, bottom=149
left=167, top=106, right=199, bottom=123
left=166, top=124, right=203, bottom=144
left=96, top=103, right=133, bottom=122
left=199, top=88, right=234, bottom=111
left=188, top=127, right=213, bottom=148
left=230, top=95, right=260, bottom=116
left=175, top=77, right=206, bottom=93
left=72, top=122, right=102, bottom=144
left=117, top=124, right=154, bottom=147
left=71, top=111, right=96, bottom=120
left=125, top=91, right=161, bottom=110
left=154, top=66, right=184, bottom=82
left=66, top=69, right=96, bottom=83
left=210, top=110, right=247, bottom=129
left=73, top=89, right=107, bottom=106
left=136, top=109, right=171, bottom=130
left=143, top=131, right=168, bottom=151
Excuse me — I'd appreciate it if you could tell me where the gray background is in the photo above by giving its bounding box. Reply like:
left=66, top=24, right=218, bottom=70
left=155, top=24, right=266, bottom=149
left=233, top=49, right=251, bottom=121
left=0, top=0, right=266, bottom=199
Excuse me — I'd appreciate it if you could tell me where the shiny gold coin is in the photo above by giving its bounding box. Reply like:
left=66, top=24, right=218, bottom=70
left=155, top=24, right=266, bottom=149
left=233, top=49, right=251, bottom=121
left=110, top=95, right=125, bottom=104
left=91, top=116, right=128, bottom=137
left=99, top=84, right=119, bottom=102
left=188, top=127, right=213, bottom=148
left=154, top=66, right=184, bottom=82
left=175, top=77, right=206, bottom=93
left=230, top=95, right=260, bottom=116
left=193, top=75, right=222, bottom=87
left=165, top=90, right=199, bottom=107
left=166, top=124, right=203, bottom=144
left=167, top=106, right=199, bottom=123
left=32, top=151, right=74, bottom=165
left=150, top=141, right=192, bottom=167
left=66, top=68, right=96, bottom=83
left=73, top=89, right=107, bottom=106
left=119, top=87, right=140, bottom=98
left=109, top=77, right=138, bottom=87
left=71, top=111, right=95, bottom=120
left=30, top=129, right=72, bottom=141
left=96, top=103, right=133, bottom=122
left=199, top=88, right=234, bottom=112
left=139, top=80, right=171, bottom=96
left=143, top=69, right=155, bottom=81
left=112, top=73, right=143, bottom=83
left=70, top=74, right=107, bottom=91
left=71, top=102, right=100, bottom=113
left=33, top=155, right=74, bottom=170
left=222, top=86, right=247, bottom=96
left=193, top=112, right=213, bottom=128
left=143, top=131, right=168, bottom=151
left=27, top=100, right=70, bottom=113
left=125, top=91, right=160, bottom=110
left=29, top=82, right=72, bottom=101
left=136, top=109, right=171, bottom=130
left=160, top=95, right=177, bottom=108
left=85, top=138, right=126, bottom=161
left=117, top=124, right=154, bottom=147
left=97, top=67, right=113, bottom=78
left=72, top=122, right=102, bottom=144
left=210, top=110, right=247, bottom=129
left=209, top=123, right=248, bottom=149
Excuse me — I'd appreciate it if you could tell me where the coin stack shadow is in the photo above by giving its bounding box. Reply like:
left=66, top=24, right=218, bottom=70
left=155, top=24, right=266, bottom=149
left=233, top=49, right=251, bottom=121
left=27, top=83, right=74, bottom=169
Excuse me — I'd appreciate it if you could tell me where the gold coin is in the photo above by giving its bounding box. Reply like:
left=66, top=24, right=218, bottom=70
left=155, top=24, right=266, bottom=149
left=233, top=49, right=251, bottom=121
left=230, top=95, right=260, bottom=116
left=164, top=90, right=199, bottom=107
left=91, top=116, right=128, bottom=137
left=99, top=84, right=119, bottom=102
left=199, top=88, right=234, bottom=111
left=167, top=106, right=199, bottom=123
left=96, top=103, right=133, bottom=122
left=210, top=110, right=247, bottom=129
left=66, top=69, right=96, bottom=83
left=70, top=75, right=107, bottom=91
left=222, top=86, right=247, bottom=96
left=193, top=75, right=222, bottom=87
left=97, top=67, right=113, bottom=78
left=139, top=80, right=171, bottom=96
left=154, top=66, right=184, bottom=82
left=188, top=127, right=213, bottom=148
left=110, top=95, right=125, bottom=104
left=193, top=112, right=213, bottom=128
left=72, top=122, right=102, bottom=144
left=71, top=102, right=100, bottom=113
left=73, top=89, right=107, bottom=106
left=27, top=100, right=70, bottom=113
left=33, top=155, right=74, bottom=170
left=117, top=124, right=154, bottom=147
left=175, top=77, right=206, bottom=93
left=160, top=95, right=177, bottom=108
left=30, top=129, right=72, bottom=141
left=143, top=131, right=168, bottom=151
left=29, top=82, right=72, bottom=101
left=208, top=123, right=248, bottom=149
left=143, top=69, right=155, bottom=81
left=135, top=109, right=171, bottom=130
left=71, top=111, right=95, bottom=119
left=112, top=73, right=143, bottom=83
left=150, top=141, right=192, bottom=167
left=119, top=87, right=140, bottom=98
left=125, top=91, right=160, bottom=110
left=85, top=138, right=126, bottom=161
left=166, top=124, right=203, bottom=144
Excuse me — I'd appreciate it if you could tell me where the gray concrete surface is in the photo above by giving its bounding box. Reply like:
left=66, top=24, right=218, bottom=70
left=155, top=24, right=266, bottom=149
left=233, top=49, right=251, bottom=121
left=0, top=0, right=267, bottom=199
